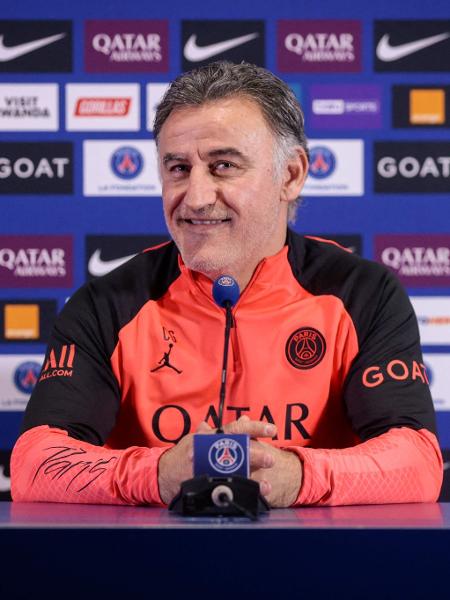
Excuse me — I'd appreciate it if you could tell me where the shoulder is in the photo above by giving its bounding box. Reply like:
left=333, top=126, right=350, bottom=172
left=55, top=240, right=181, bottom=354
left=286, top=229, right=414, bottom=343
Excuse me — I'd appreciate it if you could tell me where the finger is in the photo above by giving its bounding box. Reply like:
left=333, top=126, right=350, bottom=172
left=250, top=447, right=275, bottom=470
left=259, top=479, right=272, bottom=497
left=195, top=421, right=214, bottom=434
left=225, top=417, right=277, bottom=438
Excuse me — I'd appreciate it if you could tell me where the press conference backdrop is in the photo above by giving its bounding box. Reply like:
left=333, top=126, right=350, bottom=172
left=0, top=0, right=449, bottom=501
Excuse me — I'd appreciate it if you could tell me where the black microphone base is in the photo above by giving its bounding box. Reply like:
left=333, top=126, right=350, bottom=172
left=168, top=475, right=270, bottom=518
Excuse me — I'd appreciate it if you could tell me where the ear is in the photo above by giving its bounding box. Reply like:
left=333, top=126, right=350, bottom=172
left=280, top=148, right=309, bottom=204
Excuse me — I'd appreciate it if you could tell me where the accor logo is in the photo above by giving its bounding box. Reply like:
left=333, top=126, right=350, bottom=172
left=362, top=359, right=429, bottom=388
left=39, top=344, right=75, bottom=381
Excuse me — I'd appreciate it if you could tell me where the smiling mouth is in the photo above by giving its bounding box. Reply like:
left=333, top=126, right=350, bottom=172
left=181, top=218, right=231, bottom=225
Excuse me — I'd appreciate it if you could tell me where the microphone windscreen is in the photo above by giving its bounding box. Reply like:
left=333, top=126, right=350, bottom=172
left=212, top=275, right=240, bottom=308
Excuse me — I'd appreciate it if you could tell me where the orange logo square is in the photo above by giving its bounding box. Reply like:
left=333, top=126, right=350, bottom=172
left=410, top=89, right=445, bottom=125
left=4, top=304, right=40, bottom=340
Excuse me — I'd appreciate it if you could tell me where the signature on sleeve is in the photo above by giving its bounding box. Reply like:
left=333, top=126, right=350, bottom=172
left=33, top=445, right=118, bottom=493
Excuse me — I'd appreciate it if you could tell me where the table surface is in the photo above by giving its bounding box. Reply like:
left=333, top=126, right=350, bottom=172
left=1, top=501, right=449, bottom=530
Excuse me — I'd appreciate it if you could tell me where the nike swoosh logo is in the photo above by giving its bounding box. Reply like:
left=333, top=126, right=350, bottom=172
left=88, top=249, right=137, bottom=277
left=376, top=31, right=450, bottom=62
left=184, top=32, right=259, bottom=62
left=0, top=32, right=66, bottom=62
left=0, top=466, right=10, bottom=493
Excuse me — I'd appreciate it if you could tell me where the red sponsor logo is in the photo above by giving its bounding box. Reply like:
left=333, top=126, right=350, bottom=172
left=362, top=359, right=429, bottom=388
left=75, top=97, right=131, bottom=116
left=39, top=344, right=75, bottom=381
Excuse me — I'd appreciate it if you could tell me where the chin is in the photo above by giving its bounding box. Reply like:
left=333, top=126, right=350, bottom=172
left=182, top=252, right=232, bottom=278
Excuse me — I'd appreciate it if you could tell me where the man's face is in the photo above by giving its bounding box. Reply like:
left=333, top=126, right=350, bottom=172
left=158, top=96, right=295, bottom=286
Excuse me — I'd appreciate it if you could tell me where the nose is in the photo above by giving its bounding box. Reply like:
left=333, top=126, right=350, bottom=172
left=183, top=166, right=217, bottom=211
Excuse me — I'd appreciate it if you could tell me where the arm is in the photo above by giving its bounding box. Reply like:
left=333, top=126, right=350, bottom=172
left=241, top=269, right=443, bottom=507
left=11, top=425, right=167, bottom=505
left=11, top=282, right=167, bottom=506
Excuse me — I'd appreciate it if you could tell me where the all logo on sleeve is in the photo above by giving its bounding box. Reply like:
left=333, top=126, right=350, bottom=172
left=285, top=327, right=326, bottom=369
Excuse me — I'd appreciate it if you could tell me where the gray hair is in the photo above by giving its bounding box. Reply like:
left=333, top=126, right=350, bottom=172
left=153, top=61, right=309, bottom=223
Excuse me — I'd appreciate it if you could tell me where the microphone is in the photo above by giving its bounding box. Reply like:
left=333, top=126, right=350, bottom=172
left=169, top=275, right=269, bottom=519
left=212, top=275, right=240, bottom=433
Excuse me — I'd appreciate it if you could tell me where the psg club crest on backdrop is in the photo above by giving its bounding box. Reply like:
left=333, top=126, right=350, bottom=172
left=308, top=146, right=336, bottom=179
left=14, top=361, right=41, bottom=394
left=110, top=146, right=144, bottom=179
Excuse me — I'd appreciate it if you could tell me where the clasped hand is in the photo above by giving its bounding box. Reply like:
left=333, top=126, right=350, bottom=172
left=158, top=415, right=302, bottom=507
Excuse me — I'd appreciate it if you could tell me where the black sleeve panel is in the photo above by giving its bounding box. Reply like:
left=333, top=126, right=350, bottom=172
left=21, top=242, right=180, bottom=445
left=287, top=230, right=437, bottom=441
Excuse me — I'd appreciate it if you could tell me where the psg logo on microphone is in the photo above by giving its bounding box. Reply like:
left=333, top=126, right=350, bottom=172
left=286, top=327, right=326, bottom=370
left=208, top=438, right=245, bottom=475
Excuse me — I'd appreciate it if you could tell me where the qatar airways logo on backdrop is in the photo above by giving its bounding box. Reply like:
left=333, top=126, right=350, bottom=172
left=375, top=235, right=450, bottom=287
left=85, top=20, right=169, bottom=72
left=0, top=236, right=73, bottom=287
left=277, top=20, right=362, bottom=72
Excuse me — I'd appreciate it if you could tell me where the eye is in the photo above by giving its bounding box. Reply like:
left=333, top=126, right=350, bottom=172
left=169, top=164, right=189, bottom=173
left=212, top=161, right=236, bottom=173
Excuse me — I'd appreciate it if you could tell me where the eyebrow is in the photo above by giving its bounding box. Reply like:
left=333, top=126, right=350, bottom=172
left=162, top=147, right=247, bottom=165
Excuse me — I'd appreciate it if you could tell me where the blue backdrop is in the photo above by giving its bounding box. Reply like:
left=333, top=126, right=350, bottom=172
left=0, top=0, right=449, bottom=500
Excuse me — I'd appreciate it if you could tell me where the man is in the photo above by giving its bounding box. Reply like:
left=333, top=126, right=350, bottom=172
left=11, top=62, right=442, bottom=507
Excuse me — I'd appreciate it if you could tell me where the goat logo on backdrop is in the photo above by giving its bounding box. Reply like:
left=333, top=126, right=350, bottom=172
left=0, top=142, right=72, bottom=194
left=374, top=142, right=450, bottom=193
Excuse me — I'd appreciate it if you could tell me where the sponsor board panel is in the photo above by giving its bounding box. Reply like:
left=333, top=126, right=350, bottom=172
left=277, top=20, right=362, bottom=73
left=303, top=139, right=364, bottom=196
left=374, top=141, right=450, bottom=193
left=309, top=84, right=382, bottom=129
left=146, top=83, right=170, bottom=131
left=65, top=83, right=140, bottom=131
left=181, top=20, right=265, bottom=71
left=83, top=140, right=161, bottom=197
left=423, top=353, right=450, bottom=411
left=374, top=20, right=450, bottom=72
left=410, top=297, right=450, bottom=345
left=0, top=142, right=72, bottom=194
left=0, top=84, right=58, bottom=131
left=84, top=20, right=169, bottom=73
left=0, top=300, right=57, bottom=342
left=0, top=235, right=73, bottom=288
left=85, top=234, right=169, bottom=280
left=0, top=354, right=43, bottom=411
left=0, top=450, right=11, bottom=501
left=375, top=234, right=450, bottom=288
left=392, top=85, right=449, bottom=128
left=0, top=20, right=72, bottom=73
